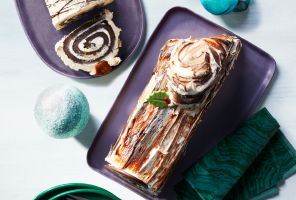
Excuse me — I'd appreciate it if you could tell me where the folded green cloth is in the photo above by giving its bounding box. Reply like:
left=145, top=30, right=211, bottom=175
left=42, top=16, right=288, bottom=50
left=173, top=108, right=296, bottom=200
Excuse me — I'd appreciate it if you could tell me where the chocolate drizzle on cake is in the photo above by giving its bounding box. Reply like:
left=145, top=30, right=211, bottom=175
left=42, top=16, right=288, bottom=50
left=48, top=0, right=104, bottom=18
left=49, top=0, right=74, bottom=18
left=105, top=34, right=242, bottom=196
left=62, top=13, right=115, bottom=64
left=45, top=0, right=114, bottom=29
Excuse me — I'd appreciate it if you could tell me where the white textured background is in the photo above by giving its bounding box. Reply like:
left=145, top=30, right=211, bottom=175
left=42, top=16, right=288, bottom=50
left=1, top=0, right=296, bottom=199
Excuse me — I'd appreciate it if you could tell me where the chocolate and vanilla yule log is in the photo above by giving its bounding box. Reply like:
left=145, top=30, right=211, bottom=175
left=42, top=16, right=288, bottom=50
left=45, top=0, right=113, bottom=30
left=105, top=34, right=242, bottom=196
left=55, top=9, right=122, bottom=76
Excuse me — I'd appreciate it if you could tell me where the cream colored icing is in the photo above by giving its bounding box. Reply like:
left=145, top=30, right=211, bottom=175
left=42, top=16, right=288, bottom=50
left=45, top=0, right=114, bottom=30
left=105, top=35, right=242, bottom=196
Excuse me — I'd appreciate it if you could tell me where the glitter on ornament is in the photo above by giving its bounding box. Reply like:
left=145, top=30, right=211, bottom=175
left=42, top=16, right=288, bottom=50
left=34, top=84, right=90, bottom=139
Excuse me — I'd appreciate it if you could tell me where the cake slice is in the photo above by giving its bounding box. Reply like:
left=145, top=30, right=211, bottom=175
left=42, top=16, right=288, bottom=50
left=55, top=9, right=121, bottom=76
left=46, top=0, right=114, bottom=30
left=105, top=34, right=242, bottom=196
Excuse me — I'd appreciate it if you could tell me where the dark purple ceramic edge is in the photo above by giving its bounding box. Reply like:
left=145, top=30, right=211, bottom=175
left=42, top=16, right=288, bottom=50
left=93, top=6, right=276, bottom=200
left=13, top=0, right=145, bottom=79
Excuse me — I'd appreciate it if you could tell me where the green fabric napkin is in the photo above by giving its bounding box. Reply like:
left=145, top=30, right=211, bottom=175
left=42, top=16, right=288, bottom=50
left=173, top=108, right=296, bottom=200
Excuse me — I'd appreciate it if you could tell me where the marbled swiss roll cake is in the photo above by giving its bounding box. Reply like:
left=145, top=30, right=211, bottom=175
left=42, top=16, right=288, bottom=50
left=55, top=9, right=121, bottom=76
left=105, top=34, right=242, bottom=196
left=46, top=0, right=113, bottom=30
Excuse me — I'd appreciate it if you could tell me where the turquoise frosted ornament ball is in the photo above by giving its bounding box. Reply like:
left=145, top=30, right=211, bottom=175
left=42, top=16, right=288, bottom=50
left=200, top=0, right=239, bottom=15
left=34, top=84, right=90, bottom=139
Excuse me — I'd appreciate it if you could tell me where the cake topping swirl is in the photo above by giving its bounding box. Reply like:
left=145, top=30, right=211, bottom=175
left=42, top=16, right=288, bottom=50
left=153, top=36, right=241, bottom=104
left=167, top=39, right=220, bottom=97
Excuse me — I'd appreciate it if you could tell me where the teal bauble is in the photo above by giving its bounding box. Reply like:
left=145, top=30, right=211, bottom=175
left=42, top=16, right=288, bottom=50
left=34, top=84, right=89, bottom=139
left=201, top=0, right=239, bottom=15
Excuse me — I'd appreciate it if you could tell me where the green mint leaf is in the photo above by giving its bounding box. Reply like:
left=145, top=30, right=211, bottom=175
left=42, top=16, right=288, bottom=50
left=146, top=90, right=170, bottom=108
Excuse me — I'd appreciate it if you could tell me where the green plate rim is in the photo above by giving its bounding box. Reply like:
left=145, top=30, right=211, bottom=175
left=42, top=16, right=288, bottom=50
left=48, top=188, right=120, bottom=200
left=33, top=183, right=116, bottom=200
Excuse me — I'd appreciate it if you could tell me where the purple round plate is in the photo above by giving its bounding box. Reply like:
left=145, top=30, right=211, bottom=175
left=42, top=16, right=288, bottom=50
left=14, top=0, right=145, bottom=79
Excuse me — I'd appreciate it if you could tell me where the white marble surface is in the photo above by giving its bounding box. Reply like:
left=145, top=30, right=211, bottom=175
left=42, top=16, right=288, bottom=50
left=1, top=0, right=296, bottom=199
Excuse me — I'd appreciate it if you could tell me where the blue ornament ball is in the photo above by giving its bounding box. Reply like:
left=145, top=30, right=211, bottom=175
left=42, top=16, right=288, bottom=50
left=34, top=84, right=90, bottom=139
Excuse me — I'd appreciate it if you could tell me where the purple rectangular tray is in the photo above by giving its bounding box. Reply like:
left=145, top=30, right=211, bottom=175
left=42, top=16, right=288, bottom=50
left=87, top=7, right=276, bottom=200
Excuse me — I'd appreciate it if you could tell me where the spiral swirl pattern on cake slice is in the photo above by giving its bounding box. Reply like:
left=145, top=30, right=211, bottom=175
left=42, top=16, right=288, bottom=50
left=55, top=9, right=121, bottom=76
left=63, top=16, right=115, bottom=64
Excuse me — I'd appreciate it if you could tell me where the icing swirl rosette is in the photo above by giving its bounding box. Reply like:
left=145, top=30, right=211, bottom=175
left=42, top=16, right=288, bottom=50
left=55, top=9, right=122, bottom=76
left=155, top=35, right=241, bottom=105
